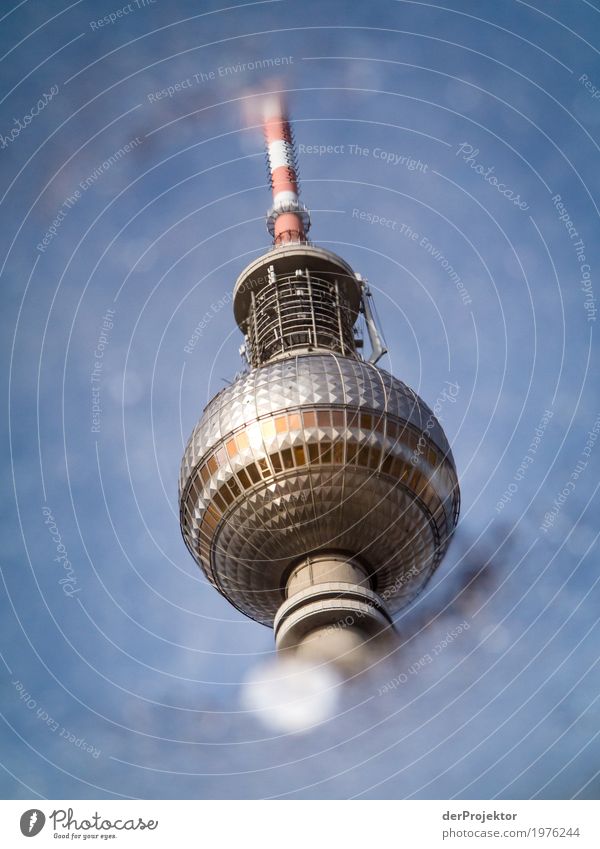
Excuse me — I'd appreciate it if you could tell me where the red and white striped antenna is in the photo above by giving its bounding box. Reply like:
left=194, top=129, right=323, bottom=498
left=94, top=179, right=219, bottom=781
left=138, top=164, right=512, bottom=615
left=262, top=97, right=310, bottom=246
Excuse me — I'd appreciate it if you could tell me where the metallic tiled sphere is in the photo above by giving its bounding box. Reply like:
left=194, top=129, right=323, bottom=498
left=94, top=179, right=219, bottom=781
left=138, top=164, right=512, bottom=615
left=179, top=352, right=459, bottom=625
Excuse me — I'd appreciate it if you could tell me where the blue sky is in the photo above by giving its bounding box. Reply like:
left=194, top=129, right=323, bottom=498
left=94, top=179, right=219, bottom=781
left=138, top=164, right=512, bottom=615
left=1, top=0, right=599, bottom=799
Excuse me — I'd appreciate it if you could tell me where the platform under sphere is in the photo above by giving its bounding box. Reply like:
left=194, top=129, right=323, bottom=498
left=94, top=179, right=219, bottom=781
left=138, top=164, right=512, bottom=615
left=180, top=352, right=460, bottom=625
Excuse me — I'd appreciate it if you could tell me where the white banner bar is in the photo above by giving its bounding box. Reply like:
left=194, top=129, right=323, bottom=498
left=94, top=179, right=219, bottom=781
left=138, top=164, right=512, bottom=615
left=0, top=800, right=598, bottom=848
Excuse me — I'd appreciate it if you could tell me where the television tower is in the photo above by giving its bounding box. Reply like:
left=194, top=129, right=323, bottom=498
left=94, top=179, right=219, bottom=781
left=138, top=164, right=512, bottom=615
left=179, top=102, right=460, bottom=667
